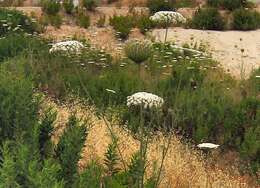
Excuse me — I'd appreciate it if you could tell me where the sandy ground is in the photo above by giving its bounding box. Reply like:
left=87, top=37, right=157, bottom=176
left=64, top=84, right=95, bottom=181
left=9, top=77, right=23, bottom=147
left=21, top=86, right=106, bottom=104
left=153, top=28, right=260, bottom=79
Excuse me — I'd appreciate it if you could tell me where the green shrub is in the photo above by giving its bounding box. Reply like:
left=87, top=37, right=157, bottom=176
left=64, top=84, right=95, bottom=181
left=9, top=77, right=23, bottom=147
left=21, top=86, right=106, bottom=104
left=147, top=0, right=175, bottom=14
left=125, top=40, right=153, bottom=64
left=137, top=15, right=155, bottom=34
left=207, top=0, right=221, bottom=7
left=221, top=0, right=243, bottom=10
left=83, top=0, right=99, bottom=11
left=74, top=161, right=103, bottom=187
left=109, top=15, right=134, bottom=39
left=190, top=8, right=226, bottom=30
left=63, top=0, right=74, bottom=14
left=0, top=8, right=39, bottom=36
left=0, top=70, right=39, bottom=146
left=42, top=0, right=61, bottom=15
left=232, top=8, right=260, bottom=30
left=174, top=0, right=197, bottom=8
left=207, top=0, right=244, bottom=10
left=46, top=14, right=63, bottom=28
left=76, top=13, right=90, bottom=28
left=0, top=34, right=46, bottom=62
left=55, top=115, right=87, bottom=186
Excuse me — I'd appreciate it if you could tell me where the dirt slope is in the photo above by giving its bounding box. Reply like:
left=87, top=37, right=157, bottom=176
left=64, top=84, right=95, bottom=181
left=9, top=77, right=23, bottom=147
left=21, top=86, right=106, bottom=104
left=43, top=97, right=255, bottom=188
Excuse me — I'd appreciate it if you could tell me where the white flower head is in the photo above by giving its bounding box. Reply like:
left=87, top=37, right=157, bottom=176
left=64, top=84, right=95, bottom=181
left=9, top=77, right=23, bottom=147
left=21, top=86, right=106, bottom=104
left=105, top=89, right=116, bottom=94
left=49, top=40, right=85, bottom=54
left=150, top=11, right=186, bottom=25
left=127, top=92, right=164, bottom=109
left=197, top=143, right=220, bottom=149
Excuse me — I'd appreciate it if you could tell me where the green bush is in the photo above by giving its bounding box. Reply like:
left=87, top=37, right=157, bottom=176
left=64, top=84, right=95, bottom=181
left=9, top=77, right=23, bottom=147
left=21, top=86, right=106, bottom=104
left=55, top=115, right=87, bottom=186
left=0, top=34, right=47, bottom=62
left=137, top=15, right=155, bottom=34
left=190, top=8, right=226, bottom=30
left=42, top=0, right=61, bottom=15
left=221, top=0, right=243, bottom=10
left=109, top=15, right=134, bottom=39
left=147, top=0, right=175, bottom=14
left=125, top=40, right=153, bottom=64
left=76, top=13, right=90, bottom=28
left=63, top=0, right=74, bottom=14
left=0, top=70, right=39, bottom=146
left=83, top=0, right=99, bottom=11
left=207, top=0, right=244, bottom=10
left=232, top=8, right=260, bottom=30
left=46, top=14, right=63, bottom=28
left=0, top=8, right=39, bottom=36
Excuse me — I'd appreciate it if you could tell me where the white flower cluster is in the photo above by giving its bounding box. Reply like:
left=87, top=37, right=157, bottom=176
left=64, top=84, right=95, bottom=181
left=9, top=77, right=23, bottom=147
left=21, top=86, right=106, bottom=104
left=150, top=11, right=186, bottom=25
left=49, top=40, right=84, bottom=54
left=127, top=92, right=164, bottom=109
left=197, top=143, right=220, bottom=149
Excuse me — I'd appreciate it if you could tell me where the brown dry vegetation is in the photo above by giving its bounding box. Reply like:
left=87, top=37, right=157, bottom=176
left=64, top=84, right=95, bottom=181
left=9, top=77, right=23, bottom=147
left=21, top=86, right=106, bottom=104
left=41, top=96, right=257, bottom=188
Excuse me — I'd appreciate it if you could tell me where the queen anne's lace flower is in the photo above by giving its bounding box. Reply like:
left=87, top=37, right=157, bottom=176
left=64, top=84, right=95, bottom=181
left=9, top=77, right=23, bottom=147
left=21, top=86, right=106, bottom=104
left=49, top=40, right=84, bottom=54
left=197, top=143, right=220, bottom=149
left=127, top=92, right=164, bottom=109
left=150, top=11, right=186, bottom=24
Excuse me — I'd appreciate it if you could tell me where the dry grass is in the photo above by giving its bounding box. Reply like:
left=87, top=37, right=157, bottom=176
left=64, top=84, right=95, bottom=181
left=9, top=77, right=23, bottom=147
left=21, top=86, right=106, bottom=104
left=41, top=96, right=256, bottom=188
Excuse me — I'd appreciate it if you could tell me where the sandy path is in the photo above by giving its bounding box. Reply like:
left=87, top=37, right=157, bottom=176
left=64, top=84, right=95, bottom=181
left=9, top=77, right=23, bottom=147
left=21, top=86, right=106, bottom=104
left=153, top=28, right=260, bottom=79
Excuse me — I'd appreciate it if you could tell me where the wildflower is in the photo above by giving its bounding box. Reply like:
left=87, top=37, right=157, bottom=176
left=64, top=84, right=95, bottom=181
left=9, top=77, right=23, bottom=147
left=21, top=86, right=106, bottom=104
left=127, top=92, right=164, bottom=109
left=49, top=40, right=85, bottom=54
left=150, top=11, right=186, bottom=25
left=105, top=89, right=116, bottom=94
left=197, top=143, right=219, bottom=149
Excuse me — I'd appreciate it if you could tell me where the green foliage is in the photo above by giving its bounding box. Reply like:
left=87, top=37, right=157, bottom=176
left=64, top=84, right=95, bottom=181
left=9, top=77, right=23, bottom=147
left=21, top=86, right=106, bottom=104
left=207, top=0, right=245, bottom=10
left=0, top=142, right=64, bottom=188
left=74, top=161, right=103, bottom=188
left=147, top=0, right=175, bottom=14
left=63, top=0, right=74, bottom=14
left=109, top=15, right=134, bottom=39
left=38, top=108, right=57, bottom=160
left=0, top=8, right=39, bottom=36
left=0, top=70, right=39, bottom=146
left=55, top=115, right=87, bottom=186
left=190, top=8, right=226, bottom=30
left=0, top=34, right=46, bottom=62
left=137, top=15, right=155, bottom=34
left=104, top=140, right=120, bottom=176
left=42, top=0, right=61, bottom=15
left=83, top=0, right=99, bottom=11
left=76, top=13, right=90, bottom=29
left=125, top=40, right=152, bottom=64
left=232, top=8, right=260, bottom=30
left=174, top=0, right=197, bottom=8
left=42, top=14, right=63, bottom=28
